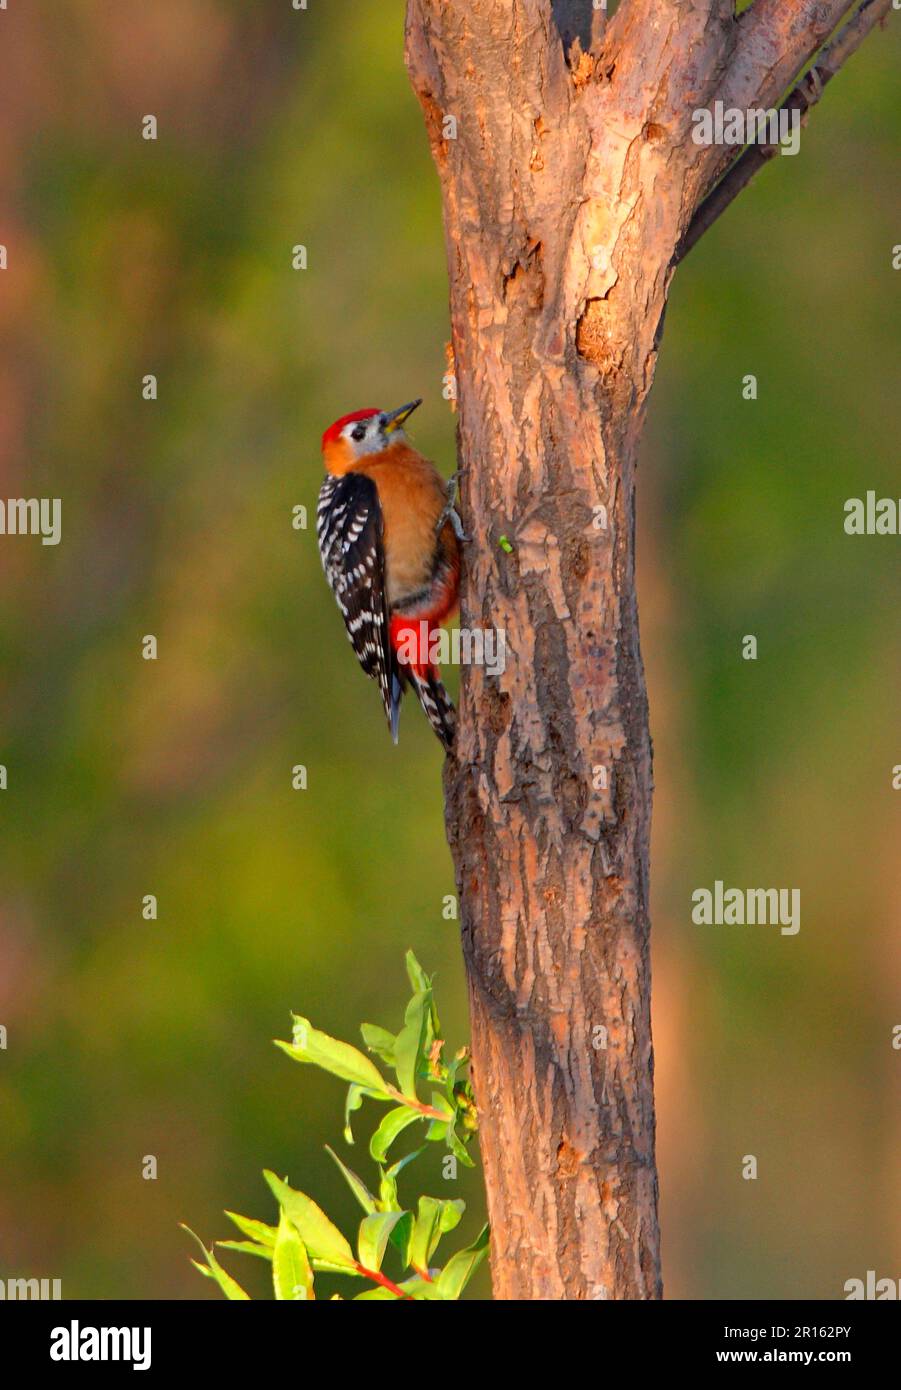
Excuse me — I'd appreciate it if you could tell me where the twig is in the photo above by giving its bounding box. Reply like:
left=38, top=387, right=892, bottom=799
left=384, top=1085, right=447, bottom=1120
left=354, top=1263, right=413, bottom=1299
left=676, top=0, right=892, bottom=264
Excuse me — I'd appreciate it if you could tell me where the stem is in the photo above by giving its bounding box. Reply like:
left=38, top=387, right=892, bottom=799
left=385, top=1086, right=448, bottom=1121
left=354, top=1263, right=413, bottom=1300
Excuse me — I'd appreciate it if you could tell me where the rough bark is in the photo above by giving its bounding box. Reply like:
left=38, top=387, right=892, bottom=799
left=404, top=0, right=889, bottom=1300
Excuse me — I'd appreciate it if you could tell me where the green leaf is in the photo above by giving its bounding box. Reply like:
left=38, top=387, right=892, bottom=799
left=442, top=1054, right=461, bottom=1103
left=405, top=950, right=431, bottom=995
left=217, top=1240, right=273, bottom=1262
left=386, top=1146, right=426, bottom=1180
left=438, top=1199, right=465, bottom=1236
left=430, top=1092, right=455, bottom=1120
left=360, top=1023, right=397, bottom=1065
left=447, top=1124, right=476, bottom=1168
left=224, top=1211, right=277, bottom=1248
left=354, top=1273, right=443, bottom=1300
left=344, top=1082, right=365, bottom=1144
left=406, top=951, right=443, bottom=1048
left=388, top=1210, right=414, bottom=1265
left=190, top=1259, right=250, bottom=1300
left=393, top=990, right=430, bottom=1099
left=263, top=1172, right=355, bottom=1269
left=357, top=1211, right=406, bottom=1273
left=409, top=1197, right=440, bottom=1271
left=325, top=1145, right=377, bottom=1216
left=398, top=1274, right=446, bottom=1300
left=272, top=1209, right=315, bottom=1300
left=435, top=1225, right=489, bottom=1300
left=369, top=1105, right=422, bottom=1163
left=378, top=1166, right=398, bottom=1210
left=310, top=1259, right=363, bottom=1276
left=182, top=1226, right=250, bottom=1301
left=379, top=1144, right=426, bottom=1210
left=405, top=1196, right=465, bottom=1275
left=275, top=1016, right=389, bottom=1093
left=424, top=1092, right=454, bottom=1145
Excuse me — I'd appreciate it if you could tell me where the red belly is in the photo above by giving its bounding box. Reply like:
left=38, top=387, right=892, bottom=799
left=389, top=553, right=460, bottom=669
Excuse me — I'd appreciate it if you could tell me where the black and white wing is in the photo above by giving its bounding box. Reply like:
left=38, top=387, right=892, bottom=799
left=316, top=472, right=398, bottom=736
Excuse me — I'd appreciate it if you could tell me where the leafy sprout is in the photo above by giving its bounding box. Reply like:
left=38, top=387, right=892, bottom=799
left=184, top=951, right=487, bottom=1301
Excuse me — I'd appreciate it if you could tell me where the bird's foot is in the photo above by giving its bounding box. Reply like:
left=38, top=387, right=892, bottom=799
left=436, top=471, right=469, bottom=540
left=448, top=506, right=468, bottom=542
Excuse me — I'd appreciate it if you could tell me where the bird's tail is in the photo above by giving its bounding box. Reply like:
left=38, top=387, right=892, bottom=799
left=408, top=665, right=456, bottom=751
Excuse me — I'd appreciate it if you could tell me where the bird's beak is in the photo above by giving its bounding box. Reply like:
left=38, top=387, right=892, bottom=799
left=382, top=398, right=422, bottom=434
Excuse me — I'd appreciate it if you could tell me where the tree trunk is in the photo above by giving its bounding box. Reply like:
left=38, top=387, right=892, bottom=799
left=404, top=0, right=888, bottom=1300
left=403, top=0, right=721, bottom=1303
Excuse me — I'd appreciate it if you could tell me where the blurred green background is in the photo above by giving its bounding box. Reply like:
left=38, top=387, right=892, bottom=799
left=0, top=1, right=897, bottom=1300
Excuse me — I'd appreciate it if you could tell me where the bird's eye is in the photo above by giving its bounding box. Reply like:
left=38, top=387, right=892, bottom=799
left=351, top=425, right=366, bottom=442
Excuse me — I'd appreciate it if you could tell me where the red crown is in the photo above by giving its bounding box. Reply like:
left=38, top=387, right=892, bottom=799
left=321, top=409, right=381, bottom=451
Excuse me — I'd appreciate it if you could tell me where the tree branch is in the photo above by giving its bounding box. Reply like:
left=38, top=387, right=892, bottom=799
left=676, top=0, right=892, bottom=264
left=723, top=0, right=861, bottom=115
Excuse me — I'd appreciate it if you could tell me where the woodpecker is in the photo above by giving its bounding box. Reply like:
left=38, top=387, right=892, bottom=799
left=316, top=398, right=463, bottom=749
